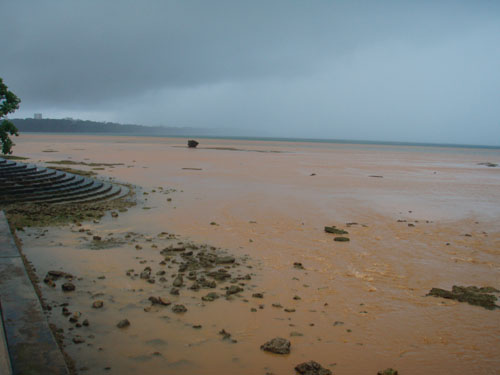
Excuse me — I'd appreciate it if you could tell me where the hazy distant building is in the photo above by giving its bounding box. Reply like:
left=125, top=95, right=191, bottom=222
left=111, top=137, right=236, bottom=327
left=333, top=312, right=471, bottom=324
left=34, top=113, right=42, bottom=120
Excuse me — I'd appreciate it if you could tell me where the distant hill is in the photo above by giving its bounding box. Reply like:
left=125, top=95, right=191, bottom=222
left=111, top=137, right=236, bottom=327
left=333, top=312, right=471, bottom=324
left=11, top=118, right=218, bottom=136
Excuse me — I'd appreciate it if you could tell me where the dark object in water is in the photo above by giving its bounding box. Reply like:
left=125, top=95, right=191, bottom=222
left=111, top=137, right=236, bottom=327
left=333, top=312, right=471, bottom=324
left=324, top=226, right=348, bottom=235
left=334, top=236, right=350, bottom=242
left=377, top=369, right=398, bottom=375
left=188, top=140, right=199, bottom=148
left=477, top=162, right=498, bottom=167
left=427, top=285, right=499, bottom=310
left=295, top=360, right=332, bottom=375
left=260, top=337, right=291, bottom=354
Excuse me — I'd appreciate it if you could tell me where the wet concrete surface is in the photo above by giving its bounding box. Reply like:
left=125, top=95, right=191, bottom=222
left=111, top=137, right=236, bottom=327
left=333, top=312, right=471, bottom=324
left=0, top=211, right=68, bottom=375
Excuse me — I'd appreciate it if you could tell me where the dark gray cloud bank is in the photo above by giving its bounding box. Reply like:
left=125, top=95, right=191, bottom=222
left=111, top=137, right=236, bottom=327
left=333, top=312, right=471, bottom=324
left=2, top=1, right=499, bottom=145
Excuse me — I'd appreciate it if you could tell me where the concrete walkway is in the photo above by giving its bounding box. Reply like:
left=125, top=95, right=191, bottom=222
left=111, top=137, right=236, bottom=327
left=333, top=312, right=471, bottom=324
left=0, top=308, right=12, bottom=375
left=0, top=211, right=69, bottom=374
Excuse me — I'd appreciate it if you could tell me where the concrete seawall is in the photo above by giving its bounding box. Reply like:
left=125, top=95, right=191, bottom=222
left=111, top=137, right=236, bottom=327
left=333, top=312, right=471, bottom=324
left=0, top=211, right=68, bottom=375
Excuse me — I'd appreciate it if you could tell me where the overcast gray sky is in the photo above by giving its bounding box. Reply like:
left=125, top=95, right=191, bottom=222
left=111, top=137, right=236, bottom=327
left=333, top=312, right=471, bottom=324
left=2, top=1, right=499, bottom=145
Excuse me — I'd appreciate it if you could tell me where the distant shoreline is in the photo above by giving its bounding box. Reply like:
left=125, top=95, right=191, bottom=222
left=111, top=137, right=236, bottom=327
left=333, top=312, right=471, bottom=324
left=12, top=118, right=500, bottom=149
left=17, top=131, right=500, bottom=151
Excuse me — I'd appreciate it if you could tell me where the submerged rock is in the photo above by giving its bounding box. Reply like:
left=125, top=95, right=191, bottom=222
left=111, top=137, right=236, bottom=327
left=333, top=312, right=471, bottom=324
left=207, top=269, right=231, bottom=281
left=477, top=162, right=498, bottom=167
left=293, top=262, right=305, bottom=270
left=149, top=296, right=171, bottom=306
left=295, top=361, right=332, bottom=375
left=377, top=369, right=398, bottom=375
left=48, top=270, right=71, bottom=279
left=62, top=282, right=76, bottom=292
left=324, top=226, right=348, bottom=235
left=427, top=285, right=499, bottom=310
left=216, top=256, right=236, bottom=264
left=173, top=275, right=184, bottom=287
left=226, top=285, right=243, bottom=296
left=260, top=337, right=291, bottom=354
left=172, top=304, right=187, bottom=313
left=72, top=336, right=85, bottom=344
left=201, top=292, right=219, bottom=302
left=116, top=319, right=130, bottom=328
left=219, top=329, right=237, bottom=343
left=140, top=267, right=151, bottom=280
left=333, top=236, right=350, bottom=242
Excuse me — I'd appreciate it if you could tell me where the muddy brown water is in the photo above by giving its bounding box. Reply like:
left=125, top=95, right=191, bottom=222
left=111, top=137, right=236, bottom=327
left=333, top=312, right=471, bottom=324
left=13, top=134, right=500, bottom=374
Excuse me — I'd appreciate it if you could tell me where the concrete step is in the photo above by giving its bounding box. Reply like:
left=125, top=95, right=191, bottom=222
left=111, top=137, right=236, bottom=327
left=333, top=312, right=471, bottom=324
left=35, top=182, right=114, bottom=204
left=0, top=175, right=83, bottom=196
left=0, top=165, right=37, bottom=177
left=0, top=164, right=27, bottom=173
left=0, top=167, right=50, bottom=179
left=0, top=159, right=129, bottom=206
left=4, top=179, right=104, bottom=203
left=63, top=183, right=127, bottom=204
left=0, top=173, right=76, bottom=194
left=0, top=169, right=60, bottom=185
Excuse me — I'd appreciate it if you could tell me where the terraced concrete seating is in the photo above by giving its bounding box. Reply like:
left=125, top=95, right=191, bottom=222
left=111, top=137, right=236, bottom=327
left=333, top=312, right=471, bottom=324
left=0, top=158, right=128, bottom=205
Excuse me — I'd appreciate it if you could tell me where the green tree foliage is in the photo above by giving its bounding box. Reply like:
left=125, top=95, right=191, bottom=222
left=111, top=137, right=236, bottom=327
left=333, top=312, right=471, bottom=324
left=0, top=78, right=21, bottom=154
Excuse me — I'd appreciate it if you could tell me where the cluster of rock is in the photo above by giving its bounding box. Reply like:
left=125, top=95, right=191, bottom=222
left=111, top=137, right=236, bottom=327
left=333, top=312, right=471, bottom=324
left=427, top=285, right=499, bottom=310
left=259, top=338, right=332, bottom=374
left=324, top=225, right=350, bottom=242
left=43, top=270, right=74, bottom=289
left=124, top=241, right=252, bottom=303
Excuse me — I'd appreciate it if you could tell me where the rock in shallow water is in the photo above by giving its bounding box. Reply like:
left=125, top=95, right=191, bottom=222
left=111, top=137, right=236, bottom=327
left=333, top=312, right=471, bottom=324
left=172, top=304, right=187, bottom=313
left=377, top=368, right=398, bottom=375
left=62, top=282, right=76, bottom=291
left=333, top=236, right=350, bottom=242
left=427, top=285, right=499, bottom=310
left=173, top=275, right=184, bottom=287
left=215, top=256, right=235, bottom=264
left=324, top=226, right=348, bottom=235
left=226, top=285, right=243, bottom=296
left=260, top=337, right=291, bottom=354
left=295, top=360, right=332, bottom=375
left=202, top=292, right=219, bottom=302
left=116, top=319, right=130, bottom=328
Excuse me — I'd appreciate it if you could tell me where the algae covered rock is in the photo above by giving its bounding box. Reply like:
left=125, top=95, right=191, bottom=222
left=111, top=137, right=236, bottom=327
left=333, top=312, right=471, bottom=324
left=116, top=319, right=130, bottom=328
left=324, top=226, right=348, bottom=235
left=172, top=304, right=187, bottom=313
left=377, top=369, right=398, bottom=375
left=61, top=282, right=76, bottom=291
left=226, top=285, right=243, bottom=296
left=295, top=360, right=332, bottom=375
left=260, top=337, right=291, bottom=354
left=427, top=285, right=499, bottom=310
left=333, top=236, right=350, bottom=242
left=201, top=292, right=219, bottom=302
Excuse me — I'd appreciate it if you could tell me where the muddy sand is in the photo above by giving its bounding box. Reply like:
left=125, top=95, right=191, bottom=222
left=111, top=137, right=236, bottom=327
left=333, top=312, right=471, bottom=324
left=7, top=134, right=500, bottom=375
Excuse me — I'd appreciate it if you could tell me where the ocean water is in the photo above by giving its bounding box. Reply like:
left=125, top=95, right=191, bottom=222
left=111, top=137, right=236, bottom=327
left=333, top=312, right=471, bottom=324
left=21, top=131, right=500, bottom=156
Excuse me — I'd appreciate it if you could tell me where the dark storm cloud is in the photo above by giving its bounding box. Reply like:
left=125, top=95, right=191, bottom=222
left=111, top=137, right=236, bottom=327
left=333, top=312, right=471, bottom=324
left=2, top=1, right=500, bottom=144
